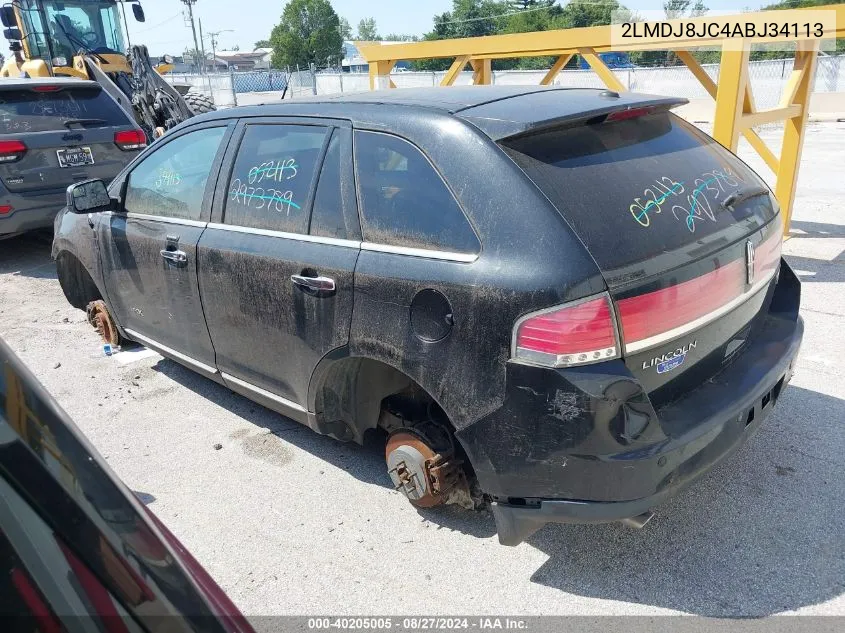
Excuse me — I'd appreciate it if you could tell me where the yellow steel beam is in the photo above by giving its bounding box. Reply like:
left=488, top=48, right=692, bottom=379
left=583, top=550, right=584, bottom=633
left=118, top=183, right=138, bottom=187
left=741, top=105, right=802, bottom=128
left=540, top=54, right=574, bottom=85
left=675, top=50, right=779, bottom=172
left=712, top=45, right=750, bottom=152
left=579, top=48, right=626, bottom=92
left=355, top=5, right=845, bottom=62
left=441, top=55, right=471, bottom=86
left=776, top=40, right=820, bottom=236
left=779, top=47, right=814, bottom=108
left=368, top=59, right=396, bottom=90
left=470, top=58, right=492, bottom=85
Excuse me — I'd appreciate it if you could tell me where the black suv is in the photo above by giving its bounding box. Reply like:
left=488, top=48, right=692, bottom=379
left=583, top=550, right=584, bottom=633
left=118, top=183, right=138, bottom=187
left=0, top=78, right=145, bottom=238
left=53, top=87, right=803, bottom=545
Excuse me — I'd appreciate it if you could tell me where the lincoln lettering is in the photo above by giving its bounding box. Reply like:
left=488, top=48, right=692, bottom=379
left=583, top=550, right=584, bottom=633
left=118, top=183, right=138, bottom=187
left=642, top=341, right=698, bottom=370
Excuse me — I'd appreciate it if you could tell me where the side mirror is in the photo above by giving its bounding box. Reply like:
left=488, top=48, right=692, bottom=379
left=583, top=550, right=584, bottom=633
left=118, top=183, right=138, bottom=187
left=3, top=27, right=22, bottom=41
left=132, top=3, right=145, bottom=23
left=0, top=6, right=15, bottom=28
left=67, top=179, right=113, bottom=214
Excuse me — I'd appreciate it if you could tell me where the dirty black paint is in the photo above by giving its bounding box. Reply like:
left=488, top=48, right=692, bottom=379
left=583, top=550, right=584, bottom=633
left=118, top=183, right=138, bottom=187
left=52, top=88, right=804, bottom=541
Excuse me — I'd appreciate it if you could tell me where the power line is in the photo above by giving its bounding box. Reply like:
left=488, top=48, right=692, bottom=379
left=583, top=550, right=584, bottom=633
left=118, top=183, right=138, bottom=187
left=434, top=3, right=559, bottom=27
left=131, top=12, right=182, bottom=35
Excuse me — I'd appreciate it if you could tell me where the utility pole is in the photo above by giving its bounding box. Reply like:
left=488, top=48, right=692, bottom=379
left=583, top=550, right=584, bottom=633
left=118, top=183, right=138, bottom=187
left=181, top=0, right=201, bottom=71
left=198, top=17, right=207, bottom=74
left=206, top=30, right=233, bottom=74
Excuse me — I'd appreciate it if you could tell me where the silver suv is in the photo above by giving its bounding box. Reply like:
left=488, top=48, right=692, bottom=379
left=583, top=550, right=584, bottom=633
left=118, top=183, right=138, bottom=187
left=0, top=77, right=145, bottom=238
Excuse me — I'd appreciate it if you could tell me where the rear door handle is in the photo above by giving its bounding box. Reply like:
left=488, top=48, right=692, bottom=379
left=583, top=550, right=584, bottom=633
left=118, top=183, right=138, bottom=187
left=160, top=249, right=187, bottom=264
left=290, top=274, right=336, bottom=293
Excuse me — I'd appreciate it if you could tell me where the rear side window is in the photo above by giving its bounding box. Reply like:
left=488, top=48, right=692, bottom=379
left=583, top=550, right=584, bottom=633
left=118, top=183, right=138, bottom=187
left=0, top=88, right=130, bottom=133
left=310, top=130, right=357, bottom=240
left=124, top=126, right=226, bottom=221
left=500, top=113, right=775, bottom=271
left=354, top=131, right=480, bottom=254
left=224, top=124, right=328, bottom=233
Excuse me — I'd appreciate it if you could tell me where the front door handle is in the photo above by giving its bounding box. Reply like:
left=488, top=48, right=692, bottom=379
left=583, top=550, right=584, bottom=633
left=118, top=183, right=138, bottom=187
left=291, top=274, right=336, bottom=294
left=160, top=249, right=187, bottom=264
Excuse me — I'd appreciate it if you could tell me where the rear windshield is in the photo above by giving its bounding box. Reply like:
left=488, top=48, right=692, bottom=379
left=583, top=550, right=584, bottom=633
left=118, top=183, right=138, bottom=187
left=0, top=88, right=130, bottom=133
left=500, top=113, right=776, bottom=271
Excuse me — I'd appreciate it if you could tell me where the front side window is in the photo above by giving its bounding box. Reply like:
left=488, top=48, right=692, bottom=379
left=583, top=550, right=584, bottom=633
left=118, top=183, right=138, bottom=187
left=354, top=131, right=479, bottom=254
left=224, top=124, right=328, bottom=233
left=124, top=127, right=226, bottom=221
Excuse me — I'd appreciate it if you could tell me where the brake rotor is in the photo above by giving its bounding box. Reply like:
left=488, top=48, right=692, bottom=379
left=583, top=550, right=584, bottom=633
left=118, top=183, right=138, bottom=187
left=385, top=431, right=442, bottom=508
left=86, top=300, right=119, bottom=346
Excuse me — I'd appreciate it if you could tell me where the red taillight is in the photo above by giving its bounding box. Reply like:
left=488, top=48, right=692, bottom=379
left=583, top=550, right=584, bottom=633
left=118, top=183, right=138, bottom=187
left=0, top=205, right=12, bottom=215
left=114, top=129, right=147, bottom=151
left=513, top=293, right=620, bottom=367
left=0, top=139, right=26, bottom=163
left=606, top=106, right=654, bottom=122
left=32, top=85, right=61, bottom=92
left=618, top=230, right=782, bottom=353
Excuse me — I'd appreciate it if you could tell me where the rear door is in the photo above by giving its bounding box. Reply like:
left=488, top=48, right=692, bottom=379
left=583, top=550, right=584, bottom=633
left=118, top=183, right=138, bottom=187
left=98, top=122, right=234, bottom=373
left=0, top=82, right=141, bottom=194
left=500, top=111, right=783, bottom=407
left=197, top=118, right=360, bottom=410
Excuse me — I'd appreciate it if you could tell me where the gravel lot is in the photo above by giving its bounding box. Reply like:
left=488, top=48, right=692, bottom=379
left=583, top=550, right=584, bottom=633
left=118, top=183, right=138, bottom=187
left=1, top=123, right=843, bottom=618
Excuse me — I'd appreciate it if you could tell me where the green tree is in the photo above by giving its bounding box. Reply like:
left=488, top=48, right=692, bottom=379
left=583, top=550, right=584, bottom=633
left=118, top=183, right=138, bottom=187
left=758, top=0, right=845, bottom=56
left=269, top=0, right=344, bottom=69
left=506, top=0, right=555, bottom=9
left=357, top=17, right=380, bottom=40
left=254, top=39, right=271, bottom=49
left=412, top=1, right=512, bottom=70
left=501, top=0, right=564, bottom=69
left=338, top=17, right=352, bottom=40
left=383, top=33, right=420, bottom=42
left=557, top=0, right=622, bottom=29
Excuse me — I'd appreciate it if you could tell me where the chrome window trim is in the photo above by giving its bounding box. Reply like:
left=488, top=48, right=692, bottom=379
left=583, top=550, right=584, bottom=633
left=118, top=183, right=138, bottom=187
left=115, top=212, right=208, bottom=228
left=623, top=267, right=779, bottom=355
left=221, top=372, right=307, bottom=413
left=361, top=242, right=478, bottom=263
left=204, top=222, right=478, bottom=262
left=205, top=222, right=361, bottom=249
left=124, top=329, right=218, bottom=374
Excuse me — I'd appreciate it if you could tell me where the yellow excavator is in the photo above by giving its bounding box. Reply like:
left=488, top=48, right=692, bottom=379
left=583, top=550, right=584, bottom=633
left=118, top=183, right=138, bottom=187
left=0, top=0, right=215, bottom=138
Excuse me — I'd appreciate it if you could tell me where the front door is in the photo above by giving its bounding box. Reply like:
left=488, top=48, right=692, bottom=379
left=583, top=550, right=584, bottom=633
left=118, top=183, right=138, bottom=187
left=98, top=123, right=233, bottom=371
left=197, top=119, right=360, bottom=407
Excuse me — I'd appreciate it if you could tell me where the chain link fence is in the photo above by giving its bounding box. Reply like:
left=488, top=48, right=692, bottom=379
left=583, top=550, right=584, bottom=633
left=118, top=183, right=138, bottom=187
left=171, top=55, right=845, bottom=111
left=163, top=73, right=237, bottom=108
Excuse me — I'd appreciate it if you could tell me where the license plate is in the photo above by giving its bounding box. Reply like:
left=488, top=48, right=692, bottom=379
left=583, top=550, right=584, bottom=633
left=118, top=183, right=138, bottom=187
left=57, top=147, right=94, bottom=168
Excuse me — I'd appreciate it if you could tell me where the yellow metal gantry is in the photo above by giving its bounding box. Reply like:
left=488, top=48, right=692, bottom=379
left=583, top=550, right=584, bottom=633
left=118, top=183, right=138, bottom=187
left=357, top=5, right=845, bottom=235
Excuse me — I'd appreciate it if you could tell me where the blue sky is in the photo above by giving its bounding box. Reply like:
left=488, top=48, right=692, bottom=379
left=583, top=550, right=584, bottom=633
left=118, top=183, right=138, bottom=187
left=125, top=0, right=770, bottom=56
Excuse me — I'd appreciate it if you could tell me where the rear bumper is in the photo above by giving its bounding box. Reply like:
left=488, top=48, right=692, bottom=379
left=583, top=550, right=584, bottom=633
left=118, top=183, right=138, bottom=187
left=0, top=190, right=66, bottom=235
left=457, top=261, right=803, bottom=545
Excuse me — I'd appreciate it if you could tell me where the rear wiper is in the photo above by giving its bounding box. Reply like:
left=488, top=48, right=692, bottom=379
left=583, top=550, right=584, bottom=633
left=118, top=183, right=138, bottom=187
left=63, top=118, right=107, bottom=128
left=721, top=186, right=770, bottom=209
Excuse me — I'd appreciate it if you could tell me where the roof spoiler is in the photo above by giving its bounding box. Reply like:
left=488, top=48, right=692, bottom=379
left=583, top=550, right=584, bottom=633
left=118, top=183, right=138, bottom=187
left=469, top=95, right=689, bottom=142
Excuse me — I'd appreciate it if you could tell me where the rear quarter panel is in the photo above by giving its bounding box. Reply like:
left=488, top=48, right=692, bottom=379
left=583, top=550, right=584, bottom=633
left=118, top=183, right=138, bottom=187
left=347, top=109, right=606, bottom=429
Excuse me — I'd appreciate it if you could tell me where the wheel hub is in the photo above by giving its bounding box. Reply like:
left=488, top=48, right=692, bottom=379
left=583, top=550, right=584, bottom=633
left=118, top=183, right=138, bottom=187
left=86, top=300, right=119, bottom=346
left=385, top=430, right=463, bottom=508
